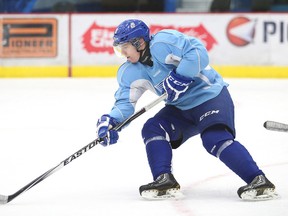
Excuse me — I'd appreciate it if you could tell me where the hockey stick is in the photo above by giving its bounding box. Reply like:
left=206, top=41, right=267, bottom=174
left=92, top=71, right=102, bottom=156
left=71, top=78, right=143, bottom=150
left=0, top=93, right=167, bottom=204
left=263, top=120, right=288, bottom=132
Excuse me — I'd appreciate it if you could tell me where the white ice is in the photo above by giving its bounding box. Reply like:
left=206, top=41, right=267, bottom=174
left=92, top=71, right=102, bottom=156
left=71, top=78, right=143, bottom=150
left=0, top=78, right=288, bottom=216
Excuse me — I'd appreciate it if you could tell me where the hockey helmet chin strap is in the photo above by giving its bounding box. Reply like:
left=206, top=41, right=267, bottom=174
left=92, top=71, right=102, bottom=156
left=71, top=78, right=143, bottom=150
left=132, top=39, right=153, bottom=67
left=138, top=44, right=153, bottom=67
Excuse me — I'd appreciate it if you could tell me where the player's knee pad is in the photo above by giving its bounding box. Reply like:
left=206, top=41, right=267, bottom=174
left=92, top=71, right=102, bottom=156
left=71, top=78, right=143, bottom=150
left=142, top=117, right=175, bottom=145
left=201, top=125, right=234, bottom=158
left=142, top=117, right=183, bottom=149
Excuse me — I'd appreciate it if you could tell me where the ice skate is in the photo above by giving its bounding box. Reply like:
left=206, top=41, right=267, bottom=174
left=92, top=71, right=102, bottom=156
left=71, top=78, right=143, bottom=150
left=237, top=175, right=279, bottom=201
left=139, top=173, right=183, bottom=200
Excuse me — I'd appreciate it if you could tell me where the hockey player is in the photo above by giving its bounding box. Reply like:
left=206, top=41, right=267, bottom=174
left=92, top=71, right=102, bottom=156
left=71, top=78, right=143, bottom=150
left=96, top=19, right=277, bottom=200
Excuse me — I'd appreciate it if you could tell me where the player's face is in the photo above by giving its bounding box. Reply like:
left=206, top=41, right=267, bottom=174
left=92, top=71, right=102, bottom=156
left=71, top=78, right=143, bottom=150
left=113, top=42, right=140, bottom=63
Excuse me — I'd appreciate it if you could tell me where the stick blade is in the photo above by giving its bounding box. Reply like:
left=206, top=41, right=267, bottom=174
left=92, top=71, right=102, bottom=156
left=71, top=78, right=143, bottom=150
left=0, top=194, right=9, bottom=204
left=264, top=121, right=288, bottom=132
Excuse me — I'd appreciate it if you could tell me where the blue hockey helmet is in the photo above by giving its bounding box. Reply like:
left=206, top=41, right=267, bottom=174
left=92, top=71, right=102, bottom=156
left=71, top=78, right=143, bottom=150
left=113, top=19, right=150, bottom=47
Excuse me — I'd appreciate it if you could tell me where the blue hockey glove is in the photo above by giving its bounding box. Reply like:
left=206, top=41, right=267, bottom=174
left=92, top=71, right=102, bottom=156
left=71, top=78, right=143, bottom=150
left=163, top=69, right=194, bottom=102
left=96, top=114, right=119, bottom=147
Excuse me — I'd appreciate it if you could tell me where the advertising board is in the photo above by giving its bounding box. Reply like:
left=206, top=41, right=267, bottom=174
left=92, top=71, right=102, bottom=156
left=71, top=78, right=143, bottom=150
left=1, top=13, right=287, bottom=77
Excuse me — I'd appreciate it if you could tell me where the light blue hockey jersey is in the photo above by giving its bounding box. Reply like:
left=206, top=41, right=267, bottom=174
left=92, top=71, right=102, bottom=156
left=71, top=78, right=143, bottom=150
left=109, top=29, right=228, bottom=123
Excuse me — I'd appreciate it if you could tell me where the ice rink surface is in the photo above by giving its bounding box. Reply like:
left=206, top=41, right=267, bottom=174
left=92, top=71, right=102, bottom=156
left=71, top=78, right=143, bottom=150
left=0, top=78, right=287, bottom=216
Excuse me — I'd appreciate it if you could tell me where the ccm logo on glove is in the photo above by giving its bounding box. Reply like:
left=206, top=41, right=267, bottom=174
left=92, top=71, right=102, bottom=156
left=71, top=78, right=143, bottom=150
left=163, top=69, right=194, bottom=102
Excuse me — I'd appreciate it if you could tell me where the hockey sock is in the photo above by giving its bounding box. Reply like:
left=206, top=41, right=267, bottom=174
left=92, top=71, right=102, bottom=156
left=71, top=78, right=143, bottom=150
left=202, top=125, right=264, bottom=183
left=219, top=141, right=264, bottom=183
left=145, top=139, right=172, bottom=180
left=142, top=117, right=174, bottom=180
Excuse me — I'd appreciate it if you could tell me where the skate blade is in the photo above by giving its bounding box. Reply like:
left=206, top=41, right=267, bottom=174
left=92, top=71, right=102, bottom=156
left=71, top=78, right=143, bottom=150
left=240, top=188, right=279, bottom=201
left=141, top=188, right=184, bottom=200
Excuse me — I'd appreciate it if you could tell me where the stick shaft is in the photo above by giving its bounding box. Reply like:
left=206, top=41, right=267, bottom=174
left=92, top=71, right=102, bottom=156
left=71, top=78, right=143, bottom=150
left=0, top=94, right=166, bottom=204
